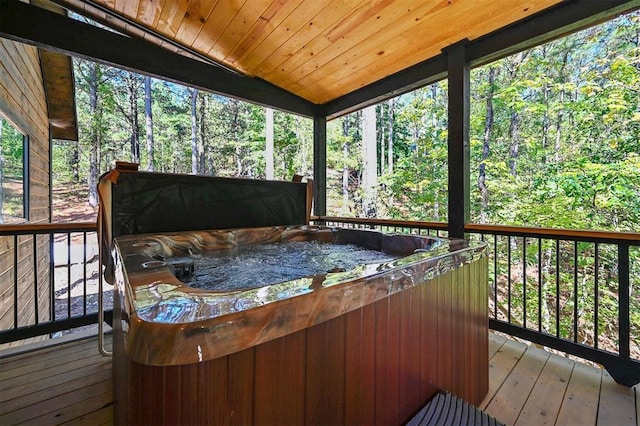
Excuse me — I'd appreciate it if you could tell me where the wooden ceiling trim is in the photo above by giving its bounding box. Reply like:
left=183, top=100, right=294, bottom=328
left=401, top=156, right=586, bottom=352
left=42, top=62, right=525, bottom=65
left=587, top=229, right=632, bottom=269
left=208, top=0, right=274, bottom=61
left=324, top=0, right=395, bottom=44
left=238, top=0, right=344, bottom=75
left=156, top=0, right=189, bottom=37
left=115, top=0, right=139, bottom=18
left=190, top=0, right=244, bottom=59
left=136, top=0, right=165, bottom=27
left=224, top=0, right=305, bottom=72
left=174, top=0, right=219, bottom=47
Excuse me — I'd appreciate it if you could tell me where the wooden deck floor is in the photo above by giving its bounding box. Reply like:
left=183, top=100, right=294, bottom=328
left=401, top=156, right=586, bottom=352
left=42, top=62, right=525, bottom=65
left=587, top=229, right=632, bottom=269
left=483, top=333, right=639, bottom=426
left=0, top=332, right=113, bottom=425
left=0, top=332, right=637, bottom=425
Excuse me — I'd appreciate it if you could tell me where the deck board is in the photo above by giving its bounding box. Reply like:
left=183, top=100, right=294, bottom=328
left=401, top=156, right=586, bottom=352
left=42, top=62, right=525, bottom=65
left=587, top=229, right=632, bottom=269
left=0, top=332, right=637, bottom=425
left=485, top=343, right=550, bottom=424
left=514, top=352, right=574, bottom=425
left=597, top=370, right=636, bottom=425
left=555, top=361, right=602, bottom=425
left=481, top=335, right=528, bottom=410
left=0, top=334, right=113, bottom=426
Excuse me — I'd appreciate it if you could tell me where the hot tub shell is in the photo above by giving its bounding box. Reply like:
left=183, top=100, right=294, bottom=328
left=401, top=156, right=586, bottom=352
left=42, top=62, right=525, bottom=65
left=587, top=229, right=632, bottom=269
left=112, top=225, right=488, bottom=425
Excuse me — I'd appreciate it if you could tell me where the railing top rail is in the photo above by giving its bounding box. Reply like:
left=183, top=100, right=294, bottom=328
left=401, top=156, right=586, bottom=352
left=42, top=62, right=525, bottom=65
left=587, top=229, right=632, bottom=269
left=0, top=222, right=97, bottom=235
left=465, top=223, right=640, bottom=244
left=314, top=216, right=640, bottom=245
left=313, top=216, right=449, bottom=230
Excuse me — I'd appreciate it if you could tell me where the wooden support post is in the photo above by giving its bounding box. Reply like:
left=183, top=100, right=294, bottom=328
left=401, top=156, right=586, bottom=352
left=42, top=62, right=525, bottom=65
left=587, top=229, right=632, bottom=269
left=445, top=40, right=470, bottom=239
left=313, top=115, right=327, bottom=217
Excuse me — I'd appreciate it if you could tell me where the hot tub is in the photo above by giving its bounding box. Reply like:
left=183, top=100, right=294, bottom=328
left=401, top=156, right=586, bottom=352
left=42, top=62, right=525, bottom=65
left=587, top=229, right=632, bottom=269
left=111, top=224, right=488, bottom=425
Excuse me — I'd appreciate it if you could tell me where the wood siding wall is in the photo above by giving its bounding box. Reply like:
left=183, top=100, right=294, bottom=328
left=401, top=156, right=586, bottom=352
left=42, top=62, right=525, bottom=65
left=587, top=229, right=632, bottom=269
left=0, top=38, right=51, bottom=349
left=115, top=259, right=489, bottom=425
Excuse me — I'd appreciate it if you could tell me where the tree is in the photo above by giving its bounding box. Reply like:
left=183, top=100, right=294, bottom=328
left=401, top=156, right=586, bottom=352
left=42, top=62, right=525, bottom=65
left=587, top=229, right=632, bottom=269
left=70, top=60, right=108, bottom=208
left=477, top=66, right=495, bottom=223
left=126, top=73, right=141, bottom=164
left=361, top=105, right=377, bottom=217
left=191, top=88, right=198, bottom=174
left=144, top=76, right=155, bottom=172
left=387, top=98, right=395, bottom=175
left=265, top=108, right=274, bottom=179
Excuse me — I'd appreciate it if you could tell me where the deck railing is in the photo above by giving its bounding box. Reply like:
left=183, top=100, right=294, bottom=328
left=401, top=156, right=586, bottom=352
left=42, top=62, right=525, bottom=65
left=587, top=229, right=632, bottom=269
left=316, top=216, right=640, bottom=386
left=0, top=222, right=112, bottom=346
left=1, top=218, right=638, bottom=385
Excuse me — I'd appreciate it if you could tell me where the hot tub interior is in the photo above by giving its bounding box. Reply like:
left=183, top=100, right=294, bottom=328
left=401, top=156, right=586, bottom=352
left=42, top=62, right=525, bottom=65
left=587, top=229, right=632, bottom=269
left=133, top=225, right=444, bottom=292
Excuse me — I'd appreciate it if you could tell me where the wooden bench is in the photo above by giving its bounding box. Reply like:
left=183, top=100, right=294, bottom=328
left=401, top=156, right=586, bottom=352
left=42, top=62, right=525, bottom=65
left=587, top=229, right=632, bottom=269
left=407, top=392, right=504, bottom=426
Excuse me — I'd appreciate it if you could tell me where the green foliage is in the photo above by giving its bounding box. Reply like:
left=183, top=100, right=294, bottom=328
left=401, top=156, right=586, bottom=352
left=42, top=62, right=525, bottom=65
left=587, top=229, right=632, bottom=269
left=0, top=117, right=25, bottom=221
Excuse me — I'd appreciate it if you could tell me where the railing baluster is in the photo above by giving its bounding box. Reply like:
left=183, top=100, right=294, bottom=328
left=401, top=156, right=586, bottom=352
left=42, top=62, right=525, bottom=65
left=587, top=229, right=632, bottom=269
left=538, top=238, right=542, bottom=333
left=508, top=236, right=512, bottom=323
left=83, top=232, right=87, bottom=316
left=573, top=240, right=578, bottom=343
left=33, top=234, right=38, bottom=325
left=556, top=239, right=560, bottom=338
left=13, top=235, right=19, bottom=329
left=619, top=243, right=630, bottom=359
left=594, top=243, right=599, bottom=350
left=67, top=233, right=72, bottom=319
left=49, top=232, right=55, bottom=323
left=494, top=234, right=498, bottom=320
left=523, top=237, right=527, bottom=329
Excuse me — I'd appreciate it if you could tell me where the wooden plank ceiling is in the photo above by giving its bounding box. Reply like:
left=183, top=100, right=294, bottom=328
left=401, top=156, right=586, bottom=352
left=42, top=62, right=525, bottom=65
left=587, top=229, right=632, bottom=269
left=65, top=0, right=563, bottom=105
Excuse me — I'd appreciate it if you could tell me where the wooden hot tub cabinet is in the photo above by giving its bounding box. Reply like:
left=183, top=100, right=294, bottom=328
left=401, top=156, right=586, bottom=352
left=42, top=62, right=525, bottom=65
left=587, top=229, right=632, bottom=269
left=112, top=226, right=488, bottom=425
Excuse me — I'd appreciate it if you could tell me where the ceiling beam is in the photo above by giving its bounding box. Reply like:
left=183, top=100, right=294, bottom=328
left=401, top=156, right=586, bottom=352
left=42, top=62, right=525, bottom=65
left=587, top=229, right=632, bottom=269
left=323, top=0, right=640, bottom=119
left=0, top=0, right=319, bottom=118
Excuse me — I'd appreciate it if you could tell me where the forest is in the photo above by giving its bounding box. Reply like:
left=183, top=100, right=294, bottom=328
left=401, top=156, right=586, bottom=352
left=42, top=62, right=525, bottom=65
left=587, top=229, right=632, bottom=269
left=43, top=11, right=640, bottom=357
left=0, top=117, right=26, bottom=223
left=51, top=12, right=639, bottom=235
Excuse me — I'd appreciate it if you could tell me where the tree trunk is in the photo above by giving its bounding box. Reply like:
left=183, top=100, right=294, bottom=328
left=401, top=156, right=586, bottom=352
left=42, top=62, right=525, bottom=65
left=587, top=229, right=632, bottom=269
left=554, top=49, right=569, bottom=163
left=198, top=94, right=206, bottom=174
left=541, top=46, right=549, bottom=156
left=191, top=88, right=198, bottom=174
left=361, top=105, right=377, bottom=217
left=144, top=76, right=154, bottom=171
left=508, top=110, right=520, bottom=176
left=342, top=118, right=350, bottom=214
left=265, top=108, right=274, bottom=179
left=128, top=73, right=140, bottom=164
left=88, top=62, right=99, bottom=208
left=506, top=53, right=524, bottom=177
left=478, top=66, right=495, bottom=223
